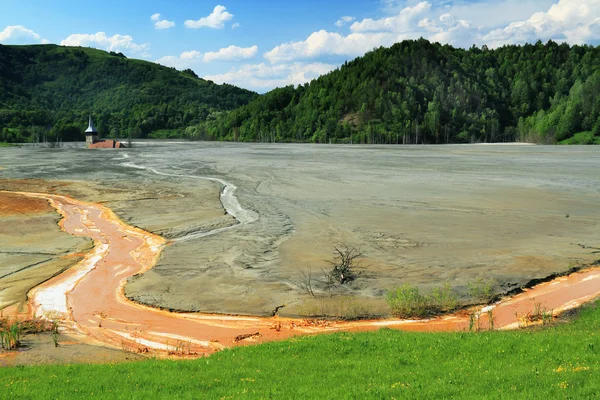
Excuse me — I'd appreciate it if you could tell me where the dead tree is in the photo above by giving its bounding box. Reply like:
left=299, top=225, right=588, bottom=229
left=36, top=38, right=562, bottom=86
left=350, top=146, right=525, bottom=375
left=325, top=245, right=364, bottom=285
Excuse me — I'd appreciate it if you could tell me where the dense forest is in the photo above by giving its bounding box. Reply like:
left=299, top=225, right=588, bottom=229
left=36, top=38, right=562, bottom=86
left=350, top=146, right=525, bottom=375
left=0, top=44, right=257, bottom=143
left=192, top=39, right=600, bottom=144
left=1, top=40, right=599, bottom=144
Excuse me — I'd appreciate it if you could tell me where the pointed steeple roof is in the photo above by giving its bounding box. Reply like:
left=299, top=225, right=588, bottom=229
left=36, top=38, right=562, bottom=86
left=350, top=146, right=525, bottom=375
left=85, top=115, right=98, bottom=134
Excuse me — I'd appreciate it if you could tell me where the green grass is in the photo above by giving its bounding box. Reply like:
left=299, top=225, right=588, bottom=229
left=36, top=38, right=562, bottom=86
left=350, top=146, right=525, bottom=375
left=559, top=131, right=600, bottom=145
left=0, top=142, right=18, bottom=147
left=2, top=302, right=600, bottom=399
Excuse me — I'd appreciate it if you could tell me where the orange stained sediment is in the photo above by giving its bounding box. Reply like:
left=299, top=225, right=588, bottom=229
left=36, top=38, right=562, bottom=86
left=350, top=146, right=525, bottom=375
left=3, top=190, right=600, bottom=357
left=0, top=192, right=52, bottom=215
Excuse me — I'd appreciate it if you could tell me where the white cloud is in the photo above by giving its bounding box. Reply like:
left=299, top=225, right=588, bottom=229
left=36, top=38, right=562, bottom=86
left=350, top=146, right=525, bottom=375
left=203, top=45, right=258, bottom=62
left=155, top=50, right=203, bottom=69
left=151, top=13, right=175, bottom=30
left=184, top=5, right=234, bottom=29
left=264, top=30, right=396, bottom=63
left=232, top=22, right=241, bottom=29
left=0, top=25, right=49, bottom=44
left=155, top=45, right=257, bottom=68
left=204, top=62, right=337, bottom=92
left=60, top=32, right=150, bottom=57
left=418, top=13, right=477, bottom=46
left=480, top=0, right=600, bottom=47
left=155, top=20, right=175, bottom=29
left=335, top=16, right=355, bottom=27
left=350, top=1, right=431, bottom=32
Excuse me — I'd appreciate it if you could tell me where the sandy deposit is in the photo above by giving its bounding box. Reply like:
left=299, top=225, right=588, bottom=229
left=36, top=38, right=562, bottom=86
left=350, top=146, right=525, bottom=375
left=1, top=143, right=599, bottom=318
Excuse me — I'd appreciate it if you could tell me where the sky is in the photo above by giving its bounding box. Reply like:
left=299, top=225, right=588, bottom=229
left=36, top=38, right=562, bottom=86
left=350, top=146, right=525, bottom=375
left=1, top=0, right=599, bottom=93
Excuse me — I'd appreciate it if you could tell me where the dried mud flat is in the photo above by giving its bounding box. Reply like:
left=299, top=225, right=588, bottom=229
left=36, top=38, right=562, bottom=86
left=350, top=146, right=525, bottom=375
left=1, top=143, right=599, bottom=320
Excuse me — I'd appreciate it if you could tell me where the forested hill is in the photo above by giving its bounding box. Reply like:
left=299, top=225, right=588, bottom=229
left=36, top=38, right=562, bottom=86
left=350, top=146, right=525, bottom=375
left=193, top=39, right=600, bottom=144
left=0, top=44, right=257, bottom=142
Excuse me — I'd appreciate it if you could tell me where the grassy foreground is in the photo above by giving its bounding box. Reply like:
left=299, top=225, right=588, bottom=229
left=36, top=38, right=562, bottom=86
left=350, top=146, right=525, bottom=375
left=2, top=303, right=600, bottom=399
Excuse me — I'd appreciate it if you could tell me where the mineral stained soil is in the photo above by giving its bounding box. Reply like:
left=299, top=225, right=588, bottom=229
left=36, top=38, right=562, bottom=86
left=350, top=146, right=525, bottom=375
left=0, top=191, right=91, bottom=310
left=1, top=143, right=599, bottom=317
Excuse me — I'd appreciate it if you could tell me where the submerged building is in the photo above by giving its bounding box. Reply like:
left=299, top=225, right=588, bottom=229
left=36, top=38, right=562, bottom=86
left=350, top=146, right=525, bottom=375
left=85, top=115, right=125, bottom=149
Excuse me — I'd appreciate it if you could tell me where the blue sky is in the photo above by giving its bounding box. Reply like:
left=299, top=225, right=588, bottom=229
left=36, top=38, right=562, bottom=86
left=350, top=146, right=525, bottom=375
left=1, top=0, right=598, bottom=92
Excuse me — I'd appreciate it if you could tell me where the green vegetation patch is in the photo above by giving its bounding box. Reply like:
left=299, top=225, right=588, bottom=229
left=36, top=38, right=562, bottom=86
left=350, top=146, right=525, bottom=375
left=148, top=129, right=185, bottom=139
left=559, top=131, right=600, bottom=145
left=3, top=301, right=600, bottom=398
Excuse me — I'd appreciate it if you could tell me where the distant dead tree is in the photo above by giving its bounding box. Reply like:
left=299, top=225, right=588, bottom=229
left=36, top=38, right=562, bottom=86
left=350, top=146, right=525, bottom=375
left=297, top=264, right=316, bottom=297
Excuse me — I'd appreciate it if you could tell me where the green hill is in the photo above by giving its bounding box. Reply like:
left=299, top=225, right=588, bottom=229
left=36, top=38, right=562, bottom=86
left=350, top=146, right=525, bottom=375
left=194, top=39, right=600, bottom=144
left=0, top=44, right=257, bottom=142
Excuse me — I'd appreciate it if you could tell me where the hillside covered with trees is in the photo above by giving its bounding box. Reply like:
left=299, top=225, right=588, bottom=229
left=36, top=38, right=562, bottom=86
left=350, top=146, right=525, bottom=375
left=0, top=44, right=257, bottom=143
left=191, top=39, right=600, bottom=144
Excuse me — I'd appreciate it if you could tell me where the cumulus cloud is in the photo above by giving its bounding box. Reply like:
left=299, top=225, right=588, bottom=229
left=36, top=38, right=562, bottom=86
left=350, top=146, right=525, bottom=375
left=156, top=50, right=203, bottom=69
left=155, top=20, right=176, bottom=29
left=264, top=30, right=396, bottom=63
left=0, top=25, right=49, bottom=44
left=185, top=5, right=234, bottom=29
left=350, top=1, right=431, bottom=32
left=204, top=62, right=336, bottom=92
left=232, top=22, right=241, bottom=29
left=203, top=45, right=258, bottom=62
left=480, top=0, right=600, bottom=47
left=151, top=13, right=175, bottom=30
left=155, top=45, right=257, bottom=69
left=418, top=13, right=477, bottom=46
left=60, top=32, right=150, bottom=57
left=335, top=16, right=355, bottom=27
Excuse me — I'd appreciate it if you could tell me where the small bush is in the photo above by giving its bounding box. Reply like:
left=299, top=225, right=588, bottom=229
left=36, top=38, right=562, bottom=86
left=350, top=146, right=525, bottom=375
left=468, top=277, right=495, bottom=303
left=430, top=282, right=459, bottom=312
left=387, top=282, right=460, bottom=318
left=386, top=283, right=429, bottom=318
left=0, top=319, right=23, bottom=350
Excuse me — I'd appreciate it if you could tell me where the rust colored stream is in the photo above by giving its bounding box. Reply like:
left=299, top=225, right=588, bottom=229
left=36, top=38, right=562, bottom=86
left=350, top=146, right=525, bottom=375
left=5, top=191, right=600, bottom=357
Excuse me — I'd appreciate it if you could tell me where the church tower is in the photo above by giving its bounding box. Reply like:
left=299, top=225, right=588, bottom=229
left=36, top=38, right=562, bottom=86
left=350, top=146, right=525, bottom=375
left=85, top=115, right=98, bottom=147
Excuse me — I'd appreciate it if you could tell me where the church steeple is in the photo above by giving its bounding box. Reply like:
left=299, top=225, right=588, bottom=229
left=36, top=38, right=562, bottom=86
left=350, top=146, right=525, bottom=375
left=85, top=115, right=98, bottom=133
